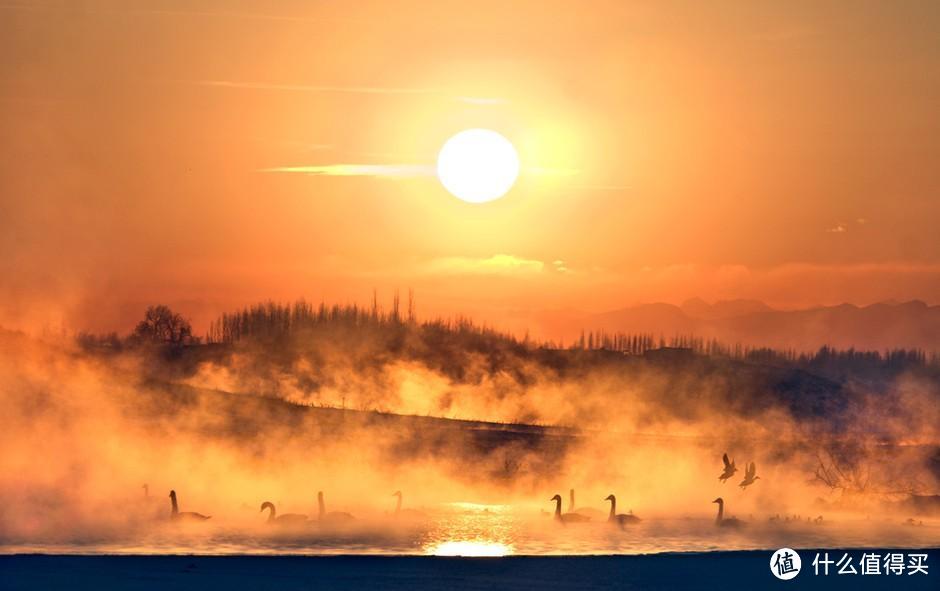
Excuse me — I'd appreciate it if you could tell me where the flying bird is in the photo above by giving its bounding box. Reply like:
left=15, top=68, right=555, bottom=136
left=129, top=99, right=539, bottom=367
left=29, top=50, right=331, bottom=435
left=718, top=453, right=737, bottom=483
left=738, top=462, right=760, bottom=490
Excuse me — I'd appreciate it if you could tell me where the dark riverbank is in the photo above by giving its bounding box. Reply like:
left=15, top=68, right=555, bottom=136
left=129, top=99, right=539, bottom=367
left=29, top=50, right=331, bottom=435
left=2, top=550, right=937, bottom=591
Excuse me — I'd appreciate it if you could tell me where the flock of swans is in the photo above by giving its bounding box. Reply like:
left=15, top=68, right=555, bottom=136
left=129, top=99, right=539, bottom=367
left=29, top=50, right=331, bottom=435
left=159, top=489, right=427, bottom=526
left=158, top=452, right=761, bottom=531
left=547, top=490, right=641, bottom=529
left=550, top=452, right=762, bottom=529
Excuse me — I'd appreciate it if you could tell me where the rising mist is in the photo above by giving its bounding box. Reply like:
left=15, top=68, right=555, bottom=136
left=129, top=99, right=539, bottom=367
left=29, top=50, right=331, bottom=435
left=1, top=301, right=938, bottom=554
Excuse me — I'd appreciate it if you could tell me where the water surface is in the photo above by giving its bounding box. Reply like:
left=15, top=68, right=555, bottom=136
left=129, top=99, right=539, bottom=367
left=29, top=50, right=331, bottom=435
left=3, top=502, right=937, bottom=556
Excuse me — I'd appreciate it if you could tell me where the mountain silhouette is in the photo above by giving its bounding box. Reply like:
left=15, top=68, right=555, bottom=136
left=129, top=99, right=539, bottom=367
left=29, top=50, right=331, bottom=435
left=539, top=300, right=939, bottom=352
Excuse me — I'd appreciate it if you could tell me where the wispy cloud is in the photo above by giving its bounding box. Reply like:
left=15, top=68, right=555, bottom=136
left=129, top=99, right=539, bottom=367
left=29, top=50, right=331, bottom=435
left=570, top=184, right=630, bottom=191
left=826, top=217, right=871, bottom=233
left=261, top=164, right=434, bottom=178
left=423, top=255, right=546, bottom=276
left=552, top=260, right=570, bottom=274
left=198, top=80, right=437, bottom=96
left=752, top=25, right=817, bottom=43
left=456, top=96, right=508, bottom=105
left=139, top=9, right=335, bottom=24
left=195, top=80, right=505, bottom=105
left=263, top=163, right=578, bottom=180
left=0, top=3, right=362, bottom=25
left=527, top=166, right=581, bottom=178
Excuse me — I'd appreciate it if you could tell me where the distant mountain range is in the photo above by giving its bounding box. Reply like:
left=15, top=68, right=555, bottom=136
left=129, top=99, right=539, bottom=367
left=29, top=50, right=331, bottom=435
left=536, top=299, right=940, bottom=352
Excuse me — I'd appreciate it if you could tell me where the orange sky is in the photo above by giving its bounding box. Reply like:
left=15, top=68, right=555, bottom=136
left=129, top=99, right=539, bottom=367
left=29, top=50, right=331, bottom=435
left=1, top=0, right=939, bottom=337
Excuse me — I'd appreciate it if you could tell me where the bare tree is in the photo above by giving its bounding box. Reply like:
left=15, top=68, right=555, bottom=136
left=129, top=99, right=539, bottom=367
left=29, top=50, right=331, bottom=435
left=132, top=305, right=193, bottom=346
left=813, top=442, right=923, bottom=497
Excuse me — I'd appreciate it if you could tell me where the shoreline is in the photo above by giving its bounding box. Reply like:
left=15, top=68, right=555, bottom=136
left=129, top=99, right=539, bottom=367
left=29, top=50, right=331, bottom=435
left=3, top=546, right=940, bottom=557
left=2, top=549, right=937, bottom=591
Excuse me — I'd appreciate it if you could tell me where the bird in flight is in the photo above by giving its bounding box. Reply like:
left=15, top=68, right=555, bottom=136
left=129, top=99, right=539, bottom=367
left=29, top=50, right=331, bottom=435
left=739, top=462, right=760, bottom=490
left=718, top=453, right=738, bottom=483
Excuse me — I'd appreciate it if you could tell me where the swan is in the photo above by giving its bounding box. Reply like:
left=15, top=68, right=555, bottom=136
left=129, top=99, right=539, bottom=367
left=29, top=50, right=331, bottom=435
left=260, top=501, right=307, bottom=525
left=718, top=453, right=737, bottom=483
left=712, top=497, right=743, bottom=528
left=136, top=483, right=164, bottom=520
left=550, top=494, right=590, bottom=524
left=738, top=462, right=759, bottom=489
left=391, top=491, right=427, bottom=519
left=317, top=491, right=354, bottom=523
left=568, top=489, right=606, bottom=521
left=604, top=494, right=641, bottom=528
left=168, top=490, right=211, bottom=521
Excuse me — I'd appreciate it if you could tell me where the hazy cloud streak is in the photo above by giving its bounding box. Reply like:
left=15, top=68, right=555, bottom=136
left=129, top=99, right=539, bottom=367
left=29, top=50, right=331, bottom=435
left=261, top=164, right=435, bottom=178
left=196, top=81, right=504, bottom=105
left=423, top=255, right=546, bottom=276
left=198, top=80, right=438, bottom=95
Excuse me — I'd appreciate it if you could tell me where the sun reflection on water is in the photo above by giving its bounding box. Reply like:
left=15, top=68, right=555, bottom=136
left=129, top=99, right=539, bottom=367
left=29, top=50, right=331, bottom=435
left=418, top=501, right=517, bottom=556
left=1, top=506, right=937, bottom=556
left=426, top=540, right=514, bottom=556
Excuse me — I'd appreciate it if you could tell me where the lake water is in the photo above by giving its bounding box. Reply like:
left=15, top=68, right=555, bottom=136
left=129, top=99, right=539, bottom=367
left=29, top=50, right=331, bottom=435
left=2, top=502, right=937, bottom=556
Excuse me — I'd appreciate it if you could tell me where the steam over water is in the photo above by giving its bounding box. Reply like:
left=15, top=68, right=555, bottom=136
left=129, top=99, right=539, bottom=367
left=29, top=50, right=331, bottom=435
left=3, top=503, right=937, bottom=556
left=1, top=325, right=938, bottom=556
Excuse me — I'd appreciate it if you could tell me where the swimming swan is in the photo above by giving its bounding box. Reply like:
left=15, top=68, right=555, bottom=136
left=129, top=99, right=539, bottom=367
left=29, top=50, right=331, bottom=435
left=260, top=501, right=307, bottom=525
left=168, top=490, right=210, bottom=522
left=568, top=489, right=606, bottom=521
left=391, top=491, right=427, bottom=519
left=712, top=497, right=743, bottom=528
left=604, top=494, right=641, bottom=528
left=551, top=494, right=590, bottom=524
left=318, top=491, right=354, bottom=523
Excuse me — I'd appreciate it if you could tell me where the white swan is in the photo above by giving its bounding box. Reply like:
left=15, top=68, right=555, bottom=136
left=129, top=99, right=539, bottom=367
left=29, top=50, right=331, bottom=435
left=604, top=494, right=641, bottom=528
left=712, top=497, right=743, bottom=528
left=136, top=483, right=164, bottom=520
left=318, top=491, right=354, bottom=523
left=568, top=489, right=606, bottom=521
left=169, top=490, right=210, bottom=521
left=391, top=491, right=427, bottom=520
left=260, top=501, right=307, bottom=525
left=550, top=494, right=590, bottom=524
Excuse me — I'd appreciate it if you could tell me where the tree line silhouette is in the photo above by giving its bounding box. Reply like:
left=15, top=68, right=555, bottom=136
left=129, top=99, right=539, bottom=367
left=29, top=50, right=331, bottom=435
left=572, top=329, right=937, bottom=376
left=76, top=298, right=939, bottom=376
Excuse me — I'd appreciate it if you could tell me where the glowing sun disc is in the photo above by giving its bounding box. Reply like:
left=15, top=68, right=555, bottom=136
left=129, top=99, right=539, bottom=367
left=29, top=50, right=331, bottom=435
left=436, top=129, right=520, bottom=203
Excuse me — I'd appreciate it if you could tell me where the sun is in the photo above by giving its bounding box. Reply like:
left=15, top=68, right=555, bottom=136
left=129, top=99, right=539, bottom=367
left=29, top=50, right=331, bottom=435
left=436, top=129, right=520, bottom=203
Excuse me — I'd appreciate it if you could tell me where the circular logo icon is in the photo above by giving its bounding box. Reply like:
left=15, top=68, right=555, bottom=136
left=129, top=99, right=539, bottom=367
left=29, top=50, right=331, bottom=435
left=770, top=548, right=801, bottom=580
